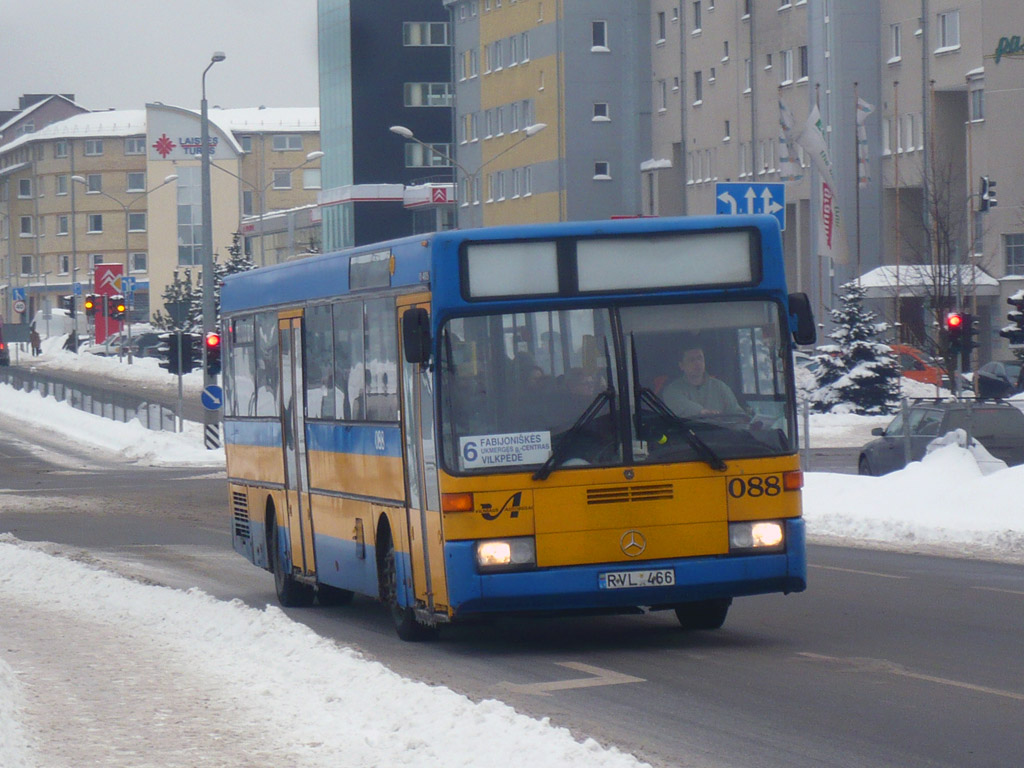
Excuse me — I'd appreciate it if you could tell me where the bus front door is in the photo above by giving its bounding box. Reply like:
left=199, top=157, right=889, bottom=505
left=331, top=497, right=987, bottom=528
left=398, top=298, right=446, bottom=617
left=279, top=315, right=315, bottom=578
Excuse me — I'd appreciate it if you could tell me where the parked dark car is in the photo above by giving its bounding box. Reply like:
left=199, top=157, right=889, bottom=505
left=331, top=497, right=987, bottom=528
left=974, top=360, right=1023, bottom=399
left=131, top=332, right=165, bottom=358
left=858, top=400, right=1024, bottom=476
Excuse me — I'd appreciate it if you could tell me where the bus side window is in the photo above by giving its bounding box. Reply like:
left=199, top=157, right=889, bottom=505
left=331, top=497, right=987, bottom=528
left=333, top=300, right=364, bottom=421
left=255, top=311, right=280, bottom=417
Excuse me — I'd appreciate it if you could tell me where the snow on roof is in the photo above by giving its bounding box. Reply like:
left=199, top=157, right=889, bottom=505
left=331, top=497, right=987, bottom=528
left=0, top=94, right=85, bottom=134
left=860, top=263, right=999, bottom=289
left=640, top=158, right=673, bottom=171
left=0, top=105, right=318, bottom=156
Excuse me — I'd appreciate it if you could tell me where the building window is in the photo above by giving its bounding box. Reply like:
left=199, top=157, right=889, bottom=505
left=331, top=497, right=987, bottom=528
left=128, top=212, right=146, bottom=232
left=692, top=1, right=701, bottom=32
left=780, top=49, right=793, bottom=85
left=593, top=102, right=610, bottom=121
left=127, top=172, right=145, bottom=192
left=57, top=175, right=68, bottom=195
left=272, top=134, right=303, bottom=151
left=937, top=10, right=960, bottom=50
left=125, top=137, right=146, bottom=155
left=404, top=142, right=451, bottom=168
left=403, top=21, right=449, bottom=46
left=882, top=117, right=892, bottom=155
left=57, top=215, right=69, bottom=235
left=659, top=80, right=668, bottom=112
left=131, top=252, right=147, bottom=272
left=723, top=40, right=729, bottom=61
left=404, top=82, right=453, bottom=107
left=87, top=174, right=102, bottom=193
left=20, top=216, right=33, bottom=236
left=239, top=135, right=253, bottom=153
left=1006, top=234, right=1024, bottom=274
left=744, top=58, right=752, bottom=92
left=657, top=11, right=666, bottom=42
left=724, top=120, right=731, bottom=140
left=88, top=214, right=103, bottom=233
left=242, top=190, right=254, bottom=216
left=273, top=169, right=292, bottom=189
left=60, top=254, right=70, bottom=274
left=18, top=178, right=31, bottom=198
left=303, top=169, right=322, bottom=189
left=693, top=71, right=703, bottom=104
left=799, top=45, right=809, bottom=79
left=765, top=53, right=773, bottom=70
left=177, top=167, right=201, bottom=266
left=594, top=161, right=611, bottom=180
left=21, top=255, right=32, bottom=275
left=970, top=86, right=984, bottom=121
left=85, top=139, right=103, bottom=156
left=90, top=254, right=104, bottom=268
left=890, top=24, right=902, bottom=62
left=592, top=20, right=608, bottom=50
left=54, top=140, right=68, bottom=159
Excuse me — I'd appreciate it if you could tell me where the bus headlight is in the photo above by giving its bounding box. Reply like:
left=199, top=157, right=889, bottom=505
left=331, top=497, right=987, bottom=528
left=476, top=537, right=537, bottom=572
left=729, top=521, right=785, bottom=553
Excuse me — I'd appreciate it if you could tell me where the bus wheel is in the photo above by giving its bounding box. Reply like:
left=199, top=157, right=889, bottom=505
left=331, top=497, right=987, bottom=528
left=674, top=598, right=731, bottom=630
left=380, top=534, right=437, bottom=642
left=317, top=584, right=355, bottom=607
left=269, top=523, right=314, bottom=608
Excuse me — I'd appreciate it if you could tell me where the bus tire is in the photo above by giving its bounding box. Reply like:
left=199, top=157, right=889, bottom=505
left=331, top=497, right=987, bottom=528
left=674, top=598, right=731, bottom=630
left=269, top=519, right=314, bottom=608
left=317, top=584, right=355, bottom=607
left=379, top=531, right=437, bottom=642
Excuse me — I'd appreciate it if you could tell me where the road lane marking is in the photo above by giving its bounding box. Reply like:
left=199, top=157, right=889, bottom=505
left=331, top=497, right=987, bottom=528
left=798, top=653, right=1024, bottom=702
left=499, top=662, right=645, bottom=697
left=809, top=564, right=908, bottom=579
left=973, top=586, right=1024, bottom=597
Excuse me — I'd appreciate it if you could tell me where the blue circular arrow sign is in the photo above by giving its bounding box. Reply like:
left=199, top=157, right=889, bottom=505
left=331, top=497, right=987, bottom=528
left=201, top=385, right=224, bottom=411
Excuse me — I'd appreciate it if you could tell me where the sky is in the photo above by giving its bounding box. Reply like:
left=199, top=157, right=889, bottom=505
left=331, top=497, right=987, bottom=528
left=1, top=0, right=320, bottom=112
left=1, top=340, right=1023, bottom=765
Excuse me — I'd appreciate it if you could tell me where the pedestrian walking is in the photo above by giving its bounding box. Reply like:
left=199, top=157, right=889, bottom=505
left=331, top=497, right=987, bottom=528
left=29, top=327, right=42, bottom=356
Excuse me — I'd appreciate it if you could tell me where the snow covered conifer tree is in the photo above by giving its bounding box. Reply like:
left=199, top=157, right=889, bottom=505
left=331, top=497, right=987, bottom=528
left=810, top=281, right=900, bottom=414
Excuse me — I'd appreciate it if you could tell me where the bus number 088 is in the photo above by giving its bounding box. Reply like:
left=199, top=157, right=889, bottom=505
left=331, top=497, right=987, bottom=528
left=728, top=475, right=781, bottom=498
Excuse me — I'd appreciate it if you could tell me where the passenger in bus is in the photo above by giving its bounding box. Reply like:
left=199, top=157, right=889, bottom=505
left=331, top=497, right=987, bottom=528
left=662, top=336, right=743, bottom=418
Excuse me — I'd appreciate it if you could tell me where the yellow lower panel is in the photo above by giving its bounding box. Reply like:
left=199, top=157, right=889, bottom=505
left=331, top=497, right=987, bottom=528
left=537, top=522, right=727, bottom=568
left=226, top=444, right=284, bottom=486
left=307, top=450, right=404, bottom=500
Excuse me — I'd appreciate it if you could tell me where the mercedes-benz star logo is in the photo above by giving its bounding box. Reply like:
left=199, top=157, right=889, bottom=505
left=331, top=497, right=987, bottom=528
left=620, top=530, right=646, bottom=557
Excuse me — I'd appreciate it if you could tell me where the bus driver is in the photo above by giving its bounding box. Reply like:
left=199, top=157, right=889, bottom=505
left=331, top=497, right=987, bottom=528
left=661, top=336, right=743, bottom=418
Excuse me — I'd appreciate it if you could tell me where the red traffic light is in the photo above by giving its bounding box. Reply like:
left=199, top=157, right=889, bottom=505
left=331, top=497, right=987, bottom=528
left=946, top=312, right=964, bottom=330
left=205, top=332, right=221, bottom=349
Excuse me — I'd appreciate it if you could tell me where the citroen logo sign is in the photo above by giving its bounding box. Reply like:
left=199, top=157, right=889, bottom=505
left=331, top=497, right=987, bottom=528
left=620, top=530, right=646, bottom=557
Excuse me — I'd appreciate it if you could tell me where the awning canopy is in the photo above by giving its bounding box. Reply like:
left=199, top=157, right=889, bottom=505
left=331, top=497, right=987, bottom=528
left=858, top=264, right=1001, bottom=299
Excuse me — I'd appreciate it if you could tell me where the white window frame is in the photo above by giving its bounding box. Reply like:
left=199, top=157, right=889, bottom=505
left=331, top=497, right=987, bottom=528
left=60, top=254, right=70, bottom=274
left=780, top=49, right=794, bottom=85
left=303, top=168, right=322, bottom=190
left=128, top=212, right=147, bottom=232
left=594, top=161, right=611, bottom=180
left=273, top=169, right=292, bottom=189
left=131, top=252, right=147, bottom=273
left=20, top=216, right=33, bottom=236
left=56, top=174, right=68, bottom=196
left=85, top=139, right=103, bottom=156
left=593, top=102, right=610, bottom=122
left=18, top=178, right=31, bottom=198
left=125, top=137, right=146, bottom=155
left=403, top=21, right=450, bottom=46
left=272, top=134, right=303, bottom=152
left=692, top=1, right=702, bottom=33
left=86, top=174, right=103, bottom=193
left=88, top=213, right=103, bottom=233
left=54, top=140, right=68, bottom=159
left=126, top=172, right=146, bottom=192
left=591, top=20, right=609, bottom=51
left=57, top=215, right=69, bottom=235
left=889, top=23, right=902, bottom=63
left=936, top=10, right=960, bottom=52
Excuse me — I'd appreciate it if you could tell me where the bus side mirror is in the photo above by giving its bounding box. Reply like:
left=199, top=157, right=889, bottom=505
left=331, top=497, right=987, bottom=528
left=788, top=292, right=816, bottom=346
left=402, top=307, right=431, bottom=364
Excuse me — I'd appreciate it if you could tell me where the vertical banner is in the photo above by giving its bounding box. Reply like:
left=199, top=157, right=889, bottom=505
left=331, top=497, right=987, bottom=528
left=93, top=264, right=124, bottom=344
left=856, top=97, right=875, bottom=188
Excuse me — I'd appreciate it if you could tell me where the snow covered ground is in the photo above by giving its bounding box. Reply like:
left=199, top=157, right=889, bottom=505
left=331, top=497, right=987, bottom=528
left=1, top=340, right=1022, bottom=767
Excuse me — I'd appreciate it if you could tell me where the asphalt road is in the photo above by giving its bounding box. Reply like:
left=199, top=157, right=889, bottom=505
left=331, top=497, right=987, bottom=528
left=1, top=421, right=1020, bottom=768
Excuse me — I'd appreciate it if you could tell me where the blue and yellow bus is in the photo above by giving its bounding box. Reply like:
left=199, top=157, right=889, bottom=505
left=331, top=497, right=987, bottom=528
left=222, top=215, right=816, bottom=640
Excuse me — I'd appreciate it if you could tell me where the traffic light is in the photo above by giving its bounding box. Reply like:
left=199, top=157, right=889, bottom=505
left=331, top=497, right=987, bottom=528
left=60, top=295, right=76, bottom=316
left=1000, top=292, right=1024, bottom=346
left=83, top=294, right=98, bottom=318
left=204, top=331, right=222, bottom=376
left=960, top=313, right=979, bottom=373
left=108, top=294, right=127, bottom=321
left=945, top=311, right=965, bottom=355
left=158, top=331, right=197, bottom=375
left=980, top=176, right=998, bottom=212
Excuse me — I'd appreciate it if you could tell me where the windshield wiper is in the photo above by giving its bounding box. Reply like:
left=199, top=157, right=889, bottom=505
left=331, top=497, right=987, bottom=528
left=533, top=387, right=615, bottom=481
left=628, top=334, right=727, bottom=472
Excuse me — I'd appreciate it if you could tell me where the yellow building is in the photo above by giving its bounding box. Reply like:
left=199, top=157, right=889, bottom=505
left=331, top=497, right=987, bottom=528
left=0, top=104, right=320, bottom=330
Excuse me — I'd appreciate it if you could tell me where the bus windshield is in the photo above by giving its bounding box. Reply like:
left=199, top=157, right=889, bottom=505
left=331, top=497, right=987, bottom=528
left=438, top=299, right=795, bottom=475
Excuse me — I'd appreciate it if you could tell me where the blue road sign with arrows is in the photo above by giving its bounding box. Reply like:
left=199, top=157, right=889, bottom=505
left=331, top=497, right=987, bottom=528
left=715, top=182, right=786, bottom=231
left=201, top=385, right=224, bottom=411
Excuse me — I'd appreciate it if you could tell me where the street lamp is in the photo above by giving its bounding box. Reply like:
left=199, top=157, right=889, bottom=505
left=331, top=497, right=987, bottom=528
left=201, top=51, right=225, bottom=449
left=389, top=123, right=546, bottom=228
left=211, top=150, right=324, bottom=266
left=72, top=173, right=177, bottom=363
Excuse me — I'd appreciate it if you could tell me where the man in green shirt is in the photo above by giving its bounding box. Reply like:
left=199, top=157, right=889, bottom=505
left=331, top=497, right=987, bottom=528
left=662, top=338, right=743, bottom=418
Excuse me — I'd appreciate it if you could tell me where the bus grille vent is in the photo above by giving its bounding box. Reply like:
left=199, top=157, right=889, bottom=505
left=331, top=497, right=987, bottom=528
left=232, top=491, right=251, bottom=539
left=587, top=484, right=674, bottom=505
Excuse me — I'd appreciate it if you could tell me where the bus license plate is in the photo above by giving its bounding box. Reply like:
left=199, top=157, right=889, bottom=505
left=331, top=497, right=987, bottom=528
left=599, top=568, right=675, bottom=590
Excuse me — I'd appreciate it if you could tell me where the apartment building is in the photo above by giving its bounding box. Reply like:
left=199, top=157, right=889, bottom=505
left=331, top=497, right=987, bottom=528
left=445, top=0, right=651, bottom=226
left=318, top=0, right=454, bottom=251
left=0, top=94, right=86, bottom=149
left=0, top=104, right=319, bottom=328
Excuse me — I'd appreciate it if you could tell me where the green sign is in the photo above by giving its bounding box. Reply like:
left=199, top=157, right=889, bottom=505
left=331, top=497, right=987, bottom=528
left=994, top=36, right=1024, bottom=64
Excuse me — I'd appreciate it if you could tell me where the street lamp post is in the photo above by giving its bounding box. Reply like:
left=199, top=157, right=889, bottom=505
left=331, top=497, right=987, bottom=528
left=201, top=51, right=226, bottom=450
left=211, top=150, right=324, bottom=266
left=72, top=173, right=178, bottom=363
left=389, top=123, right=546, bottom=228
